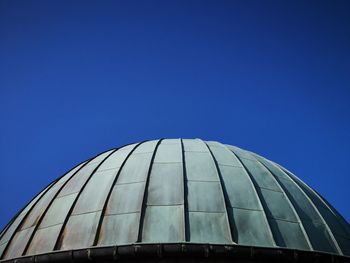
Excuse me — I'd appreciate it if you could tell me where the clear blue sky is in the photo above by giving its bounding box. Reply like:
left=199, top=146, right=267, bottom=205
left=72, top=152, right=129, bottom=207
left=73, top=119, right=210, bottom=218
left=0, top=0, right=349, bottom=230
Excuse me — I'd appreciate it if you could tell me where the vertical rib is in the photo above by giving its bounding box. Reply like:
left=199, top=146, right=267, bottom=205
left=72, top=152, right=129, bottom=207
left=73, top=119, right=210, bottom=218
left=1, top=156, right=92, bottom=259
left=53, top=149, right=118, bottom=250
left=180, top=139, right=189, bottom=241
left=93, top=141, right=146, bottom=245
left=226, top=148, right=277, bottom=246
left=254, top=159, right=313, bottom=250
left=202, top=140, right=234, bottom=243
left=23, top=149, right=118, bottom=255
left=274, top=163, right=343, bottom=254
left=136, top=139, right=163, bottom=242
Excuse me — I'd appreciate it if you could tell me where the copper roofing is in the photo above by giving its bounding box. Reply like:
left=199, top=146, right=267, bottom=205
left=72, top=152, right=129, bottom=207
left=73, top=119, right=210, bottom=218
left=0, top=139, right=349, bottom=262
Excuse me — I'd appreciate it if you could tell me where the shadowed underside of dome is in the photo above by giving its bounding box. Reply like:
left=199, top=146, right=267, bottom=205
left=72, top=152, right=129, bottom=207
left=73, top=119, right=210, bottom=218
left=0, top=139, right=349, bottom=262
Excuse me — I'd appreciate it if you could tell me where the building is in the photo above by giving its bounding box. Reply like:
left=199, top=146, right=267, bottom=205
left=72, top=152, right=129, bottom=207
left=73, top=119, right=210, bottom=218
left=0, top=139, right=349, bottom=262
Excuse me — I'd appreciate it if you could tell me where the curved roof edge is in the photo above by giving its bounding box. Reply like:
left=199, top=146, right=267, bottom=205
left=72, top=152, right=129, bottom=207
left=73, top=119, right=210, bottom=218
left=0, top=243, right=349, bottom=263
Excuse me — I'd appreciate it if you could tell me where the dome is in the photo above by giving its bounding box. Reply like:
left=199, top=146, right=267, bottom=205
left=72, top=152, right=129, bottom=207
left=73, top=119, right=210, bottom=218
left=0, top=139, right=349, bottom=263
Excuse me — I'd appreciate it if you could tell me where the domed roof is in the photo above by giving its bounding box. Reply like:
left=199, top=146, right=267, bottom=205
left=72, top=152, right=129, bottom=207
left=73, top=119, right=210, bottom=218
left=0, top=139, right=349, bottom=262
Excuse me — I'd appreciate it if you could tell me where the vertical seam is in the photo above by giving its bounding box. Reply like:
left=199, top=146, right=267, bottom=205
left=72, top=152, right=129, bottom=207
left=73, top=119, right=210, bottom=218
left=226, top=147, right=277, bottom=247
left=253, top=158, right=313, bottom=250
left=202, top=140, right=234, bottom=244
left=92, top=141, right=147, bottom=246
left=272, top=162, right=343, bottom=254
left=53, top=149, right=118, bottom=250
left=136, top=139, right=163, bottom=242
left=1, top=156, right=93, bottom=259
left=180, top=139, right=189, bottom=241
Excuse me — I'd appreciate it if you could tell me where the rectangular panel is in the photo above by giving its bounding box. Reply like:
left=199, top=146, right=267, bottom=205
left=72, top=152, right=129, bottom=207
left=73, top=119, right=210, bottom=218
left=59, top=211, right=101, bottom=250
left=117, top=153, right=152, bottom=184
left=187, top=181, right=225, bottom=212
left=208, top=144, right=243, bottom=167
left=147, top=163, right=183, bottom=205
left=227, top=146, right=256, bottom=161
left=335, top=235, right=350, bottom=255
left=188, top=212, right=231, bottom=243
left=133, top=141, right=158, bottom=154
left=72, top=169, right=117, bottom=215
left=260, top=188, right=298, bottom=222
left=107, top=182, right=144, bottom=215
left=98, top=213, right=140, bottom=246
left=21, top=183, right=62, bottom=229
left=276, top=178, right=322, bottom=222
left=57, top=163, right=98, bottom=197
left=229, top=207, right=274, bottom=246
left=269, top=218, right=310, bottom=250
left=161, top=139, right=180, bottom=144
left=89, top=150, right=115, bottom=165
left=26, top=224, right=61, bottom=255
left=40, top=193, right=78, bottom=228
left=219, top=165, right=262, bottom=210
left=154, top=143, right=182, bottom=163
left=240, top=158, right=281, bottom=192
left=59, top=162, right=86, bottom=184
left=183, top=139, right=208, bottom=152
left=0, top=214, right=25, bottom=245
left=258, top=158, right=291, bottom=181
left=0, top=242, right=7, bottom=258
left=185, top=152, right=218, bottom=181
left=3, top=227, right=34, bottom=259
left=142, top=206, right=184, bottom=242
left=98, top=148, right=132, bottom=171
left=302, top=221, right=338, bottom=253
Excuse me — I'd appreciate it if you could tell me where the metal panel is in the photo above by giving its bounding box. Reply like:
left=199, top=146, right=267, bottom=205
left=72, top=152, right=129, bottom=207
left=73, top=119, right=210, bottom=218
left=187, top=181, right=226, bottom=212
left=260, top=188, right=298, bottom=222
left=276, top=178, right=321, bottom=222
left=302, top=221, right=338, bottom=253
left=185, top=152, right=218, bottom=181
left=183, top=139, right=208, bottom=152
left=133, top=140, right=158, bottom=154
left=147, top=163, right=183, bottom=206
left=59, top=211, right=101, bottom=250
left=116, top=153, right=153, bottom=184
left=57, top=163, right=99, bottom=197
left=336, top=236, right=350, bottom=255
left=284, top=168, right=350, bottom=239
left=228, top=208, right=274, bottom=246
left=88, top=150, right=116, bottom=165
left=58, top=162, right=88, bottom=184
left=98, top=213, right=140, bottom=246
left=160, top=139, right=180, bottom=144
left=153, top=144, right=182, bottom=163
left=275, top=178, right=338, bottom=252
left=0, top=243, right=6, bottom=258
left=257, top=157, right=291, bottom=181
left=142, top=206, right=184, bottom=242
left=240, top=158, right=281, bottom=192
left=226, top=145, right=257, bottom=161
left=106, top=182, right=144, bottom=215
left=188, top=212, right=231, bottom=243
left=20, top=183, right=63, bottom=230
left=71, top=169, right=117, bottom=215
left=207, top=143, right=243, bottom=167
left=219, top=165, right=262, bottom=210
left=97, top=150, right=131, bottom=171
left=39, top=193, right=78, bottom=228
left=3, top=227, right=34, bottom=259
left=0, top=214, right=26, bottom=247
left=278, top=167, right=344, bottom=254
left=25, top=224, right=61, bottom=255
left=268, top=219, right=310, bottom=250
